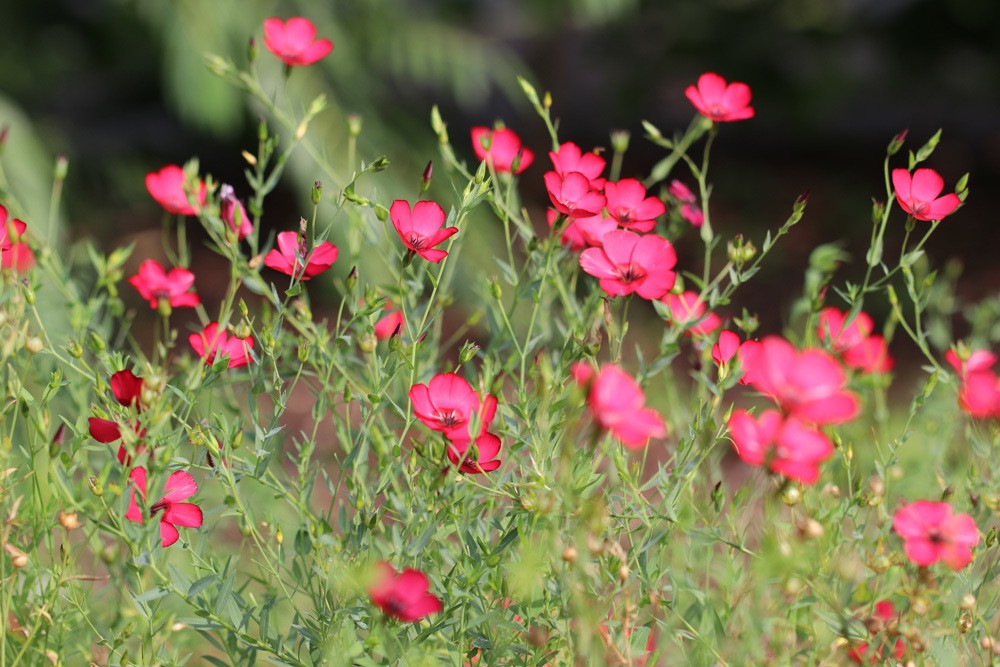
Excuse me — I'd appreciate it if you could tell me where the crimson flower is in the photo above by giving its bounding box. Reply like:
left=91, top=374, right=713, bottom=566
left=544, top=171, right=607, bottom=218
left=263, top=17, right=333, bottom=67
left=390, top=200, right=457, bottom=263
left=374, top=304, right=404, bottom=340
left=0, top=203, right=32, bottom=272
left=409, top=373, right=497, bottom=442
left=264, top=231, right=338, bottom=280
left=893, top=500, right=979, bottom=570
left=145, top=165, right=206, bottom=216
left=946, top=348, right=998, bottom=377
left=549, top=142, right=606, bottom=188
left=738, top=336, right=859, bottom=424
left=579, top=230, right=677, bottom=300
left=368, top=562, right=442, bottom=622
left=891, top=168, right=961, bottom=221
left=847, top=601, right=905, bottom=664
left=587, top=365, right=666, bottom=448
left=727, top=409, right=833, bottom=484
left=125, top=467, right=203, bottom=548
left=471, top=127, right=533, bottom=174
left=127, top=259, right=200, bottom=310
left=219, top=184, right=252, bottom=240
left=661, top=291, right=721, bottom=337
left=604, top=179, right=665, bottom=232
left=685, top=72, right=754, bottom=122
left=189, top=323, right=254, bottom=368
left=1, top=243, right=35, bottom=273
left=88, top=370, right=147, bottom=464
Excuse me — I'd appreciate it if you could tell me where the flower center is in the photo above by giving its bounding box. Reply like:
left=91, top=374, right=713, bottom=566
left=927, top=529, right=945, bottom=545
left=409, top=235, right=426, bottom=250
left=908, top=199, right=928, bottom=216
left=616, top=208, right=633, bottom=223
left=438, top=410, right=462, bottom=428
left=617, top=263, right=646, bottom=284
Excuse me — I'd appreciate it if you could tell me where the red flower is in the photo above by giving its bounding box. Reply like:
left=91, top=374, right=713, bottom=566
left=189, top=323, right=254, bottom=368
left=125, top=467, right=204, bottom=548
left=588, top=365, right=666, bottom=448
left=817, top=307, right=894, bottom=374
left=891, top=168, right=961, bottom=221
left=0, top=203, right=32, bottom=272
left=0, top=203, right=24, bottom=253
left=946, top=348, right=998, bottom=377
left=374, top=304, right=404, bottom=340
left=893, top=500, right=979, bottom=570
left=579, top=230, right=677, bottom=300
left=848, top=601, right=905, bottom=664
left=127, top=260, right=200, bottom=310
left=727, top=409, right=833, bottom=484
left=549, top=142, right=606, bottom=188
left=738, top=336, right=859, bottom=424
left=390, top=200, right=457, bottom=263
left=471, top=127, right=533, bottom=174
left=219, top=184, right=253, bottom=240
left=368, top=562, right=442, bottom=622
left=685, top=72, right=754, bottom=122
left=88, top=370, right=147, bottom=464
left=263, top=17, right=333, bottom=67
left=604, top=179, right=666, bottom=232
left=446, top=432, right=502, bottom=474
left=544, top=171, right=607, bottom=218
left=409, top=373, right=496, bottom=442
left=264, top=231, right=338, bottom=280
left=2, top=243, right=35, bottom=273
left=145, top=165, right=206, bottom=216
left=661, top=291, right=721, bottom=337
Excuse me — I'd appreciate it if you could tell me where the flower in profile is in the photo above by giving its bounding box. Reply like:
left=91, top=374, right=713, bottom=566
left=680, top=204, right=704, bottom=228
left=945, top=348, right=998, bottom=378
left=604, top=179, right=666, bottom=232
left=892, top=500, right=979, bottom=570
left=127, top=260, right=200, bottom=310
left=712, top=330, right=741, bottom=366
left=390, top=200, right=457, bottom=263
left=661, top=291, right=721, bottom=337
left=847, top=601, right=905, bottom=664
left=0, top=203, right=33, bottom=272
left=685, top=72, right=754, bottom=123
left=368, top=562, right=442, bottom=622
left=409, top=373, right=496, bottom=442
left=374, top=304, right=404, bottom=340
left=579, top=230, right=677, bottom=300
left=189, top=323, right=254, bottom=368
left=471, top=127, right=534, bottom=174
left=219, top=184, right=253, bottom=240
left=263, top=17, right=333, bottom=67
left=125, top=467, right=204, bottom=548
left=817, top=307, right=893, bottom=374
left=726, top=409, right=833, bottom=484
left=891, top=168, right=961, bottom=221
left=588, top=365, right=666, bottom=448
left=549, top=142, right=606, bottom=188
left=145, top=165, right=206, bottom=216
left=264, top=231, right=338, bottom=280
left=842, top=336, right=893, bottom=374
left=544, top=171, right=607, bottom=218
left=668, top=180, right=696, bottom=203
left=88, top=370, right=147, bottom=464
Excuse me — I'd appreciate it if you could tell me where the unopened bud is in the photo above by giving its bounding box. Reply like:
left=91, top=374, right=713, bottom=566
left=347, top=114, right=362, bottom=137
left=490, top=279, right=502, bottom=301
left=311, top=180, right=322, bottom=205
left=247, top=36, right=258, bottom=65
left=87, top=331, right=106, bottom=353
left=610, top=130, right=630, bottom=154
left=887, top=128, right=908, bottom=156
left=68, top=339, right=84, bottom=358
left=297, top=341, right=310, bottom=364
left=88, top=476, right=103, bottom=497
left=420, top=161, right=433, bottom=194
left=54, top=155, right=69, bottom=181
left=458, top=341, right=480, bottom=364
left=346, top=266, right=358, bottom=291
left=373, top=204, right=388, bottom=222
left=275, top=527, right=283, bottom=545
left=370, top=156, right=390, bottom=172
left=234, top=322, right=252, bottom=339
left=358, top=333, right=376, bottom=354
left=5, top=544, right=28, bottom=569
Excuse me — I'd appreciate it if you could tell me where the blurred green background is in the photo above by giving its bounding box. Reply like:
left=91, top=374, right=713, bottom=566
left=2, top=0, right=999, bottom=338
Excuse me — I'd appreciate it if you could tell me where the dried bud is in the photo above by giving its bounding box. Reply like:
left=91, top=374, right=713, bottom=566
left=247, top=36, right=258, bottom=65
left=24, top=337, right=43, bottom=354
left=248, top=253, right=265, bottom=270
left=5, top=544, right=28, bottom=569
left=960, top=593, right=976, bottom=610
left=781, top=485, right=801, bottom=507
left=796, top=518, right=824, bottom=540
left=561, top=546, right=577, bottom=563
left=911, top=596, right=931, bottom=616
left=958, top=612, right=973, bottom=634
left=58, top=511, right=81, bottom=531
left=868, top=475, right=885, bottom=498
left=618, top=564, right=630, bottom=583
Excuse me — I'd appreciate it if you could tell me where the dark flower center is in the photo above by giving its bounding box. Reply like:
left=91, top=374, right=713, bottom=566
left=438, top=410, right=462, bottom=428
left=616, top=208, right=633, bottom=223
left=409, top=235, right=426, bottom=250
left=618, top=263, right=646, bottom=284
left=908, top=199, right=928, bottom=216
left=927, top=529, right=944, bottom=546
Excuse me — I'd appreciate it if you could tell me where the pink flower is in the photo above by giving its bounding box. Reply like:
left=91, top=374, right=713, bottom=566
left=189, top=323, right=254, bottom=368
left=390, top=200, right=457, bottom=263
left=817, top=307, right=873, bottom=352
left=847, top=601, right=905, bottom=664
left=685, top=72, right=754, bottom=123
left=661, top=291, right=721, bottom=337
left=145, top=165, right=206, bottom=216
left=263, top=17, right=333, bottom=67
left=604, top=179, right=666, bottom=232
left=842, top=336, right=893, bottom=374
left=369, top=562, right=442, bottom=622
left=579, top=230, right=677, bottom=300
left=570, top=361, right=595, bottom=386
left=446, top=432, right=502, bottom=474
left=739, top=336, right=859, bottom=424
left=588, top=365, right=666, bottom=448
left=892, top=500, right=979, bottom=570
left=374, top=304, right=404, bottom=340
left=2, top=243, right=35, bottom=273
left=727, top=409, right=833, bottom=484
left=127, top=260, right=200, bottom=310
left=712, top=330, right=741, bottom=366
left=264, top=231, right=338, bottom=280
left=958, top=370, right=1000, bottom=419
left=409, top=373, right=497, bottom=442
left=544, top=171, right=607, bottom=218
left=471, top=127, right=533, bottom=174
left=0, top=203, right=32, bottom=272
left=679, top=203, right=704, bottom=228
left=945, top=348, right=998, bottom=378
left=667, top=180, right=696, bottom=203
left=219, top=184, right=252, bottom=240
left=125, top=467, right=204, bottom=548
left=549, top=142, right=606, bottom=188
left=891, top=168, right=961, bottom=221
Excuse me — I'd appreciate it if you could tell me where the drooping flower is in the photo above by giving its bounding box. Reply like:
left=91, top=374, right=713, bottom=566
left=189, top=323, right=254, bottom=368
left=579, top=230, right=677, bottom=300
left=661, top=291, right=721, bottom=337
left=544, top=171, right=607, bottom=218
left=892, top=500, right=979, bottom=570
left=145, top=165, right=206, bottom=216
left=471, top=127, right=533, bottom=174
left=685, top=72, right=754, bottom=123
left=373, top=304, right=404, bottom=340
left=847, top=601, right=905, bottom=664
left=390, top=200, right=457, bottom=263
left=409, top=373, right=496, bottom=442
left=263, top=17, right=333, bottom=67
left=368, top=562, right=442, bottom=622
left=127, top=260, right=200, bottom=310
left=604, top=179, right=666, bottom=232
left=680, top=204, right=704, bottom=228
left=125, top=467, right=204, bottom=548
left=587, top=365, right=666, bottom=448
left=891, top=168, right=961, bottom=221
left=263, top=231, right=338, bottom=280
left=549, top=142, right=606, bottom=188
left=726, top=409, right=834, bottom=484
left=219, top=184, right=253, bottom=240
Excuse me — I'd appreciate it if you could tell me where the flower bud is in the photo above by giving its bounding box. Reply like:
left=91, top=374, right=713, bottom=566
left=311, top=180, right=322, bottom=205
left=373, top=204, right=388, bottom=222
left=490, top=279, right=502, bottom=301
left=247, top=36, right=258, bottom=64
left=275, top=526, right=283, bottom=545
left=235, top=322, right=252, bottom=339
left=88, top=476, right=103, bottom=497
left=68, top=339, right=83, bottom=358
left=347, top=114, right=362, bottom=138
left=358, top=333, right=376, bottom=354
left=959, top=612, right=973, bottom=633
left=610, top=130, right=630, bottom=154
left=5, top=544, right=28, bottom=569
left=87, top=331, right=106, bottom=354
left=458, top=341, right=480, bottom=365
left=346, top=266, right=358, bottom=292
left=887, top=128, right=908, bottom=156
left=0, top=125, right=8, bottom=155
left=54, top=155, right=69, bottom=182
left=297, top=340, right=310, bottom=364
left=420, top=161, right=433, bottom=194
left=24, top=337, right=43, bottom=354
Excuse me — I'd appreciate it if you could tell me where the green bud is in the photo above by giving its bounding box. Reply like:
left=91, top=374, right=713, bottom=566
left=54, top=155, right=69, bottom=182
left=238, top=299, right=249, bottom=318
left=24, top=287, right=36, bottom=306
left=459, top=341, right=480, bottom=364
left=347, top=114, right=362, bottom=138
left=373, top=205, right=388, bottom=222
left=87, top=331, right=106, bottom=354
left=258, top=117, right=268, bottom=142
left=311, top=180, right=323, bottom=205
left=610, top=129, right=630, bottom=154
left=297, top=340, right=310, bottom=364
left=247, top=36, right=258, bottom=65
left=420, top=161, right=433, bottom=194
left=68, top=339, right=84, bottom=358
left=345, top=266, right=358, bottom=291
left=490, top=278, right=502, bottom=301
left=88, top=476, right=103, bottom=497
left=370, top=156, right=390, bottom=172
left=157, top=299, right=172, bottom=318
left=886, top=128, right=908, bottom=156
